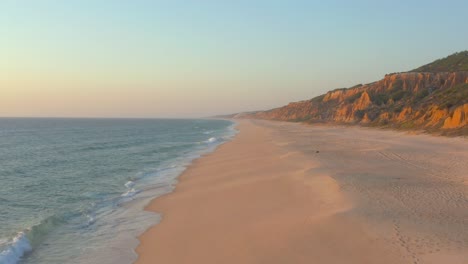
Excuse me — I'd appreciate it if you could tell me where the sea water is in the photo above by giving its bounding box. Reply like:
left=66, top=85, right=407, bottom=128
left=0, top=118, right=235, bottom=264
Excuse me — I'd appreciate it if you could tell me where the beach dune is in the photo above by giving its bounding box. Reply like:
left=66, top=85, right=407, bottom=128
left=136, top=120, right=468, bottom=264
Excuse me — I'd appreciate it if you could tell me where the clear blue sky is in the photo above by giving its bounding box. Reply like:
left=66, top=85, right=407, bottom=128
left=1, top=0, right=467, bottom=117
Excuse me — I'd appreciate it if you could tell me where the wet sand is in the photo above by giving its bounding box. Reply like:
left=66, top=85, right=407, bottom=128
left=136, top=120, right=468, bottom=264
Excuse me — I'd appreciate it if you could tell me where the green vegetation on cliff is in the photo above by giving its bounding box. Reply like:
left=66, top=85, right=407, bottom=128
left=431, top=83, right=468, bottom=109
left=411, top=51, right=468, bottom=72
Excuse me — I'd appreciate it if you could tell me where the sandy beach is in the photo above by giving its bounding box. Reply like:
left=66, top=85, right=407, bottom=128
left=136, top=120, right=468, bottom=264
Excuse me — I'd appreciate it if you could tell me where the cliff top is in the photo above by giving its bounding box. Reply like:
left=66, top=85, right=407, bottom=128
left=411, top=51, right=468, bottom=72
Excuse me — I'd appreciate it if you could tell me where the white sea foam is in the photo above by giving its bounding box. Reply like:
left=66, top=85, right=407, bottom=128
left=206, top=137, right=217, bottom=144
left=124, top=181, right=135, bottom=189
left=86, top=214, right=96, bottom=226
left=121, top=181, right=139, bottom=201
left=121, top=188, right=140, bottom=198
left=0, top=232, right=32, bottom=264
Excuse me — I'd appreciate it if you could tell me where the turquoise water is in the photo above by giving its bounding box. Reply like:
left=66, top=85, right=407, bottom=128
left=0, top=118, right=235, bottom=264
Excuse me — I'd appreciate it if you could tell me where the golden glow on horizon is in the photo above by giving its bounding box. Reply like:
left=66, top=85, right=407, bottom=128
left=1, top=52, right=321, bottom=118
left=1, top=74, right=302, bottom=118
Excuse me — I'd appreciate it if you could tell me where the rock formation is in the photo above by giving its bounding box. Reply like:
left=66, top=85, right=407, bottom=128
left=239, top=52, right=468, bottom=135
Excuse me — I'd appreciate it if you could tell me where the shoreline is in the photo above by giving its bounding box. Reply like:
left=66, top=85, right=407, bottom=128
left=135, top=119, right=468, bottom=264
left=259, top=118, right=468, bottom=138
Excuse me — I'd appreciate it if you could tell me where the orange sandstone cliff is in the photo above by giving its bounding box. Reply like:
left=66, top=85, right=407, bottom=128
left=237, top=52, right=468, bottom=135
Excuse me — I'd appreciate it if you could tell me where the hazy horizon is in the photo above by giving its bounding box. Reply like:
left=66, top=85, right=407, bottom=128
left=2, top=0, right=468, bottom=118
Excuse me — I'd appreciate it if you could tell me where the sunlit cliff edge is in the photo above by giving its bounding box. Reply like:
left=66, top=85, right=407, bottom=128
left=235, top=51, right=468, bottom=136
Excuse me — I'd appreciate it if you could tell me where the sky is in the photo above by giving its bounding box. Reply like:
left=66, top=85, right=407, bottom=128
left=1, top=0, right=467, bottom=118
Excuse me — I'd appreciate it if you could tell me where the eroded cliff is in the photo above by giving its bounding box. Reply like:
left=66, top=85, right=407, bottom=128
left=240, top=71, right=468, bottom=135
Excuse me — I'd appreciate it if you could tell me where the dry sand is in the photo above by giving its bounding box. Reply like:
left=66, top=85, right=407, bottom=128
left=136, top=120, right=468, bottom=264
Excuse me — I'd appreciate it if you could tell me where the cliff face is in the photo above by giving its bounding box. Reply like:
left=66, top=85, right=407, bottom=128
left=242, top=71, right=468, bottom=134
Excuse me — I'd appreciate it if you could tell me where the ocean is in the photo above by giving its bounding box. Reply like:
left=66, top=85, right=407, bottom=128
left=0, top=118, right=235, bottom=264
